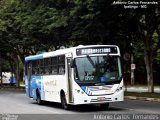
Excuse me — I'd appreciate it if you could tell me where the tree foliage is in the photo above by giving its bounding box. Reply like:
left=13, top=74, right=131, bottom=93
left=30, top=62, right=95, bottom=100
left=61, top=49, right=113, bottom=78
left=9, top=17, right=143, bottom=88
left=0, top=0, right=159, bottom=90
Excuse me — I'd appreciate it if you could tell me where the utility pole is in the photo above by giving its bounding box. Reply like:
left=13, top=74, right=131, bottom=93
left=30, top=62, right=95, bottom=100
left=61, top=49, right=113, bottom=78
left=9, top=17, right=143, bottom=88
left=130, top=42, right=135, bottom=85
left=0, top=52, right=2, bottom=86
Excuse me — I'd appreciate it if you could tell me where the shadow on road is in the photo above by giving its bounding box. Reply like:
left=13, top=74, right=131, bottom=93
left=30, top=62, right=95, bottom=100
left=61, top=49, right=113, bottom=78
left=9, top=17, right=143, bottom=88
left=31, top=101, right=126, bottom=112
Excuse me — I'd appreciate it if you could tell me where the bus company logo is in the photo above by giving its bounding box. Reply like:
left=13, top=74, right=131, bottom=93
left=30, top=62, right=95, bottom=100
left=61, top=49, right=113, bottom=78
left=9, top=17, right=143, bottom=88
left=44, top=80, right=57, bottom=86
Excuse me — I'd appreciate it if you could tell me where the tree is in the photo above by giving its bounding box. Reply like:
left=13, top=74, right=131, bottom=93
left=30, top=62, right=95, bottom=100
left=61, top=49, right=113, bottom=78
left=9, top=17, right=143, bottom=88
left=129, top=3, right=160, bottom=92
left=0, top=0, right=159, bottom=91
left=0, top=0, right=36, bottom=87
left=69, top=0, right=113, bottom=45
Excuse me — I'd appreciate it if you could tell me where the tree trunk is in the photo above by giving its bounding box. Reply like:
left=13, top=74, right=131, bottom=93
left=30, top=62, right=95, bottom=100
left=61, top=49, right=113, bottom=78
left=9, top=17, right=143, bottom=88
left=15, top=60, right=20, bottom=87
left=11, top=54, right=20, bottom=88
left=131, top=53, right=135, bottom=85
left=144, top=43, right=154, bottom=93
left=0, top=53, right=2, bottom=85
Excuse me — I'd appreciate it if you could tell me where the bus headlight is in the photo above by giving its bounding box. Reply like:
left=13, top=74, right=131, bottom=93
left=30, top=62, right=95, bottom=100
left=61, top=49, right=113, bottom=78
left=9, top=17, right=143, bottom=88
left=116, top=87, right=123, bottom=92
left=81, top=91, right=84, bottom=94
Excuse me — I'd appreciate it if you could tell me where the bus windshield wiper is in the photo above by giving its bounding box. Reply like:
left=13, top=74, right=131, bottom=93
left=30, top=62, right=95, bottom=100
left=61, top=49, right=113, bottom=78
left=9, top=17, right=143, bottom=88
left=86, top=55, right=96, bottom=68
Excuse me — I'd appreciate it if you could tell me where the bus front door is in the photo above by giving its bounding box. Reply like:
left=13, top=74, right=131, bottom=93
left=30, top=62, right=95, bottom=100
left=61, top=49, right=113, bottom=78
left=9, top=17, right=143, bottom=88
left=67, top=58, right=73, bottom=103
left=27, top=62, right=32, bottom=97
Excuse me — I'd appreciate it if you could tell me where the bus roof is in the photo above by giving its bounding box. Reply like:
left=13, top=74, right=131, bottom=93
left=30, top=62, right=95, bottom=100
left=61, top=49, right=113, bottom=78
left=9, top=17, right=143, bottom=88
left=25, top=45, right=119, bottom=61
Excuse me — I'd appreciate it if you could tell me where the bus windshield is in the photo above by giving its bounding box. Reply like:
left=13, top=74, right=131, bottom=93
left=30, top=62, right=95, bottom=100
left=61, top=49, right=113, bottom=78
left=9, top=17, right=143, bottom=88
left=74, top=56, right=122, bottom=85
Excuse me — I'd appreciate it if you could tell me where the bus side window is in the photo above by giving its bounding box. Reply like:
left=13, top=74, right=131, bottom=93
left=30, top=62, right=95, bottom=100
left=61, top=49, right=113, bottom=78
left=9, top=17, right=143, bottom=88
left=49, top=58, right=52, bottom=74
left=36, top=60, right=40, bottom=75
left=58, top=55, right=65, bottom=75
left=39, top=59, right=43, bottom=75
left=25, top=62, right=28, bottom=76
left=52, top=57, right=58, bottom=75
left=44, top=58, right=47, bottom=75
left=32, top=61, right=36, bottom=75
left=45, top=58, right=51, bottom=75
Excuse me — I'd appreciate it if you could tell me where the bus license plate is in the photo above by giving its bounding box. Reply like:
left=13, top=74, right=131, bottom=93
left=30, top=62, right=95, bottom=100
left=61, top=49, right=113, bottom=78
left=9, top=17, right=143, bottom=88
left=97, top=97, right=105, bottom=101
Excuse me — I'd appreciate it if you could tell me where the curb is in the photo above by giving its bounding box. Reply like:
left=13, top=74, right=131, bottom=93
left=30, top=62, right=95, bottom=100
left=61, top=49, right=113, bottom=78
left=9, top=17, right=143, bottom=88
left=125, top=96, right=160, bottom=102
left=0, top=86, right=25, bottom=90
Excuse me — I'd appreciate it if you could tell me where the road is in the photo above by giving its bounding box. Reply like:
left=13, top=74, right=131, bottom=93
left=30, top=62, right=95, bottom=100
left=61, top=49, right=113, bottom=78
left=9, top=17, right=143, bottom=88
left=0, top=89, right=160, bottom=120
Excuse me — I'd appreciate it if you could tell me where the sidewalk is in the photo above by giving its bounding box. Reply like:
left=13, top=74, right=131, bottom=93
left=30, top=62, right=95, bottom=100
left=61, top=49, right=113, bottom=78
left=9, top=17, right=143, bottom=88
left=124, top=86, right=160, bottom=102
left=0, top=84, right=25, bottom=90
left=125, top=87, right=160, bottom=93
left=125, top=96, right=160, bottom=102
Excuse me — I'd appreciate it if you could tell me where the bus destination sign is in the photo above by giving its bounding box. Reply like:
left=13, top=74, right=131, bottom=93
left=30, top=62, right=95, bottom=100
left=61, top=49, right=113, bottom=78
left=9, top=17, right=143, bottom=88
left=76, top=47, right=117, bottom=55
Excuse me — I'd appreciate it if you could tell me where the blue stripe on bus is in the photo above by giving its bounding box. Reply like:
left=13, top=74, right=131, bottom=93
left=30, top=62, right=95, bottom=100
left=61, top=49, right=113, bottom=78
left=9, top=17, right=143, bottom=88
left=25, top=54, right=43, bottom=61
left=81, top=86, right=92, bottom=96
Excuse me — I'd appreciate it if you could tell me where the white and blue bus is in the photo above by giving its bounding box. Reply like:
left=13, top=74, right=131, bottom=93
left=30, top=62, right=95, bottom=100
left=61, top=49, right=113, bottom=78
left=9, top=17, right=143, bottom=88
left=24, top=45, right=123, bottom=109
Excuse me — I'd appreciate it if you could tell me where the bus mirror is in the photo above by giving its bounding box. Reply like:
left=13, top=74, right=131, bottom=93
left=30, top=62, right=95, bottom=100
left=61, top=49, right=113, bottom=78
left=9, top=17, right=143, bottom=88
left=70, top=59, right=75, bottom=68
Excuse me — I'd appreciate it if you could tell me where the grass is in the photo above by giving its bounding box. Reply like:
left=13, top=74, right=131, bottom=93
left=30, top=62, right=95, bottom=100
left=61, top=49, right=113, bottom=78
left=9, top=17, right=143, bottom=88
left=125, top=92, right=160, bottom=98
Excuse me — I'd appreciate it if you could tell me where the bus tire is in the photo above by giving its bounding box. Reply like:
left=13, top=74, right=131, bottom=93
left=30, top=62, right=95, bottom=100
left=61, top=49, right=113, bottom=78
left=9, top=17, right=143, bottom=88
left=36, top=90, right=43, bottom=105
left=61, top=93, right=69, bottom=110
left=100, top=103, right=109, bottom=110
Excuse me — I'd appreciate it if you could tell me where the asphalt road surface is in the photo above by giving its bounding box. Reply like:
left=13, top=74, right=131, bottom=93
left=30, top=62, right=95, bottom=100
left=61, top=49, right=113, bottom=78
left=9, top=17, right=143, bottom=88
left=0, top=89, right=160, bottom=120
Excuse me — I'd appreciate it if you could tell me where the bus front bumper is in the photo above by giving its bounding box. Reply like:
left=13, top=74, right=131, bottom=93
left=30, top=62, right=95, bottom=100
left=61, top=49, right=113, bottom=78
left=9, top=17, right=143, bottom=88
left=71, top=89, right=124, bottom=105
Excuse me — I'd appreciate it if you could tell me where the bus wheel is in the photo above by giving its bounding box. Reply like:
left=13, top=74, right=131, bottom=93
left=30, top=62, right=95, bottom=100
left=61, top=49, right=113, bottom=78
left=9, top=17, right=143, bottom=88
left=61, top=93, right=69, bottom=110
left=100, top=103, right=109, bottom=110
left=36, top=91, right=42, bottom=105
